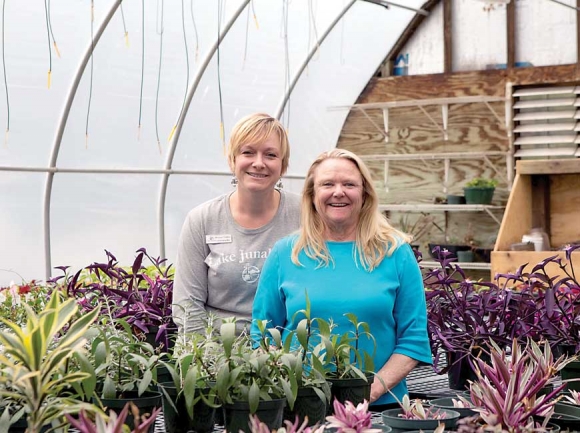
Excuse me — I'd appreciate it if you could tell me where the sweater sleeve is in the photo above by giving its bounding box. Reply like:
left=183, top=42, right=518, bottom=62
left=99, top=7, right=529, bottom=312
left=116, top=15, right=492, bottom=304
left=250, top=242, right=288, bottom=341
left=173, top=208, right=210, bottom=334
left=392, top=243, right=433, bottom=365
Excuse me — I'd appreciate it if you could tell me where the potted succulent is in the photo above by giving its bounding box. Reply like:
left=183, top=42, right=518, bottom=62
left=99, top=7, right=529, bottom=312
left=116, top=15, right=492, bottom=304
left=0, top=290, right=101, bottom=432
left=51, top=247, right=176, bottom=351
left=463, top=177, right=498, bottom=205
left=464, top=338, right=572, bottom=432
left=381, top=394, right=460, bottom=431
left=212, top=320, right=299, bottom=433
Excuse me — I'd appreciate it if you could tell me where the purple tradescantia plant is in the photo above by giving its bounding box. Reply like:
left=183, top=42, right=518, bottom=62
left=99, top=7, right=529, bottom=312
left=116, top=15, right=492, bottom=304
left=50, top=248, right=176, bottom=349
left=469, top=338, right=573, bottom=431
left=325, top=399, right=382, bottom=433
left=425, top=245, right=580, bottom=375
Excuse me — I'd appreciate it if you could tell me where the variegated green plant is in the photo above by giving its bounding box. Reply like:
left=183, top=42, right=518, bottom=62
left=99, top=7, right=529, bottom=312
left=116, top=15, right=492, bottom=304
left=0, top=290, right=100, bottom=432
left=213, top=320, right=299, bottom=414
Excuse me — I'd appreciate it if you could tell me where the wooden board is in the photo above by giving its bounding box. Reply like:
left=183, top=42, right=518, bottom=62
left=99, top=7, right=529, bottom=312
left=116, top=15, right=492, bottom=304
left=550, top=174, right=580, bottom=247
left=491, top=251, right=580, bottom=281
left=516, top=159, right=580, bottom=175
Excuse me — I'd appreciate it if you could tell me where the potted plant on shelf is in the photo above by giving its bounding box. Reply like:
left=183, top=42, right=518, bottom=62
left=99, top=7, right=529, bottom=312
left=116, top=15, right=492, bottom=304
left=212, top=320, right=299, bottom=433
left=396, top=213, right=438, bottom=253
left=51, top=247, right=176, bottom=351
left=463, top=177, right=498, bottom=205
left=0, top=290, right=101, bottom=432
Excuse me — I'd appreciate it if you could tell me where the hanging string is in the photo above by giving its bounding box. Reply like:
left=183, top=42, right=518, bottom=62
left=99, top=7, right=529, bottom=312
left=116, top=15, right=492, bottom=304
left=85, top=0, right=95, bottom=149
left=47, top=0, right=60, bottom=58
left=190, top=0, right=199, bottom=62
left=217, top=0, right=225, bottom=153
left=242, top=3, right=250, bottom=68
left=154, top=0, right=164, bottom=153
left=340, top=0, right=346, bottom=65
left=251, top=0, right=259, bottom=29
left=43, top=0, right=52, bottom=88
left=308, top=0, right=320, bottom=63
left=282, top=0, right=291, bottom=132
left=120, top=1, right=129, bottom=47
left=2, top=0, right=9, bottom=146
left=167, top=0, right=190, bottom=143
left=137, top=0, right=145, bottom=140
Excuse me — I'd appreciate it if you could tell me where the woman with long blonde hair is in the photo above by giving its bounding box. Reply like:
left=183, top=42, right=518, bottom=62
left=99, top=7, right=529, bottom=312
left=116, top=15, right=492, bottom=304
left=251, top=149, right=430, bottom=408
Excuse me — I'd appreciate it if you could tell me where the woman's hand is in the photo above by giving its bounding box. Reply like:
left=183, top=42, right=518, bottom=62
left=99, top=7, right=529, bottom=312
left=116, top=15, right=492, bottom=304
left=370, top=376, right=388, bottom=403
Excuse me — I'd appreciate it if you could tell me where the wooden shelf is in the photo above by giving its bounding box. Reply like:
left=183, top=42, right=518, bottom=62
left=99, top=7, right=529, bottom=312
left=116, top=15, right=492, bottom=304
left=379, top=204, right=503, bottom=212
left=491, top=159, right=580, bottom=278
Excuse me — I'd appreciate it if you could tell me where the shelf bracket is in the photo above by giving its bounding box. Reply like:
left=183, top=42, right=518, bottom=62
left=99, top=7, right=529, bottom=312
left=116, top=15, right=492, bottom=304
left=382, top=108, right=389, bottom=143
left=357, top=107, right=389, bottom=142
left=383, top=160, right=390, bottom=192
left=418, top=105, right=448, bottom=140
left=483, top=207, right=502, bottom=226
left=443, top=158, right=450, bottom=194
left=482, top=155, right=508, bottom=185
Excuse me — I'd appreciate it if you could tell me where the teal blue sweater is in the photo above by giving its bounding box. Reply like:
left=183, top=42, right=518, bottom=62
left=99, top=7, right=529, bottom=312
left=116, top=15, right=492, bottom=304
left=251, top=235, right=432, bottom=405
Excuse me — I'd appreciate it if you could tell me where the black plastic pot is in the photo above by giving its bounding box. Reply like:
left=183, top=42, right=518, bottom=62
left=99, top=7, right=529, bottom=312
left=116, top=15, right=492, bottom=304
left=428, top=397, right=476, bottom=419
left=326, top=373, right=372, bottom=414
left=284, top=386, right=328, bottom=426
left=561, top=360, right=580, bottom=391
left=428, top=244, right=471, bottom=260
left=381, top=408, right=460, bottom=431
left=157, top=382, right=217, bottom=433
left=223, top=398, right=286, bottom=433
left=94, top=390, right=162, bottom=433
left=446, top=351, right=487, bottom=391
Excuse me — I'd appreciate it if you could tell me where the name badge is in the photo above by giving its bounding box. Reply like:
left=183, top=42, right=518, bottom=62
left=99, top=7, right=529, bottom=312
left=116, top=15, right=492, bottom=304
left=206, top=234, right=232, bottom=244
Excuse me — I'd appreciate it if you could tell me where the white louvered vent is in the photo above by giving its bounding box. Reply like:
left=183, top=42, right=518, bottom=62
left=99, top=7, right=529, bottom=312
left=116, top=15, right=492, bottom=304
left=512, top=85, right=580, bottom=159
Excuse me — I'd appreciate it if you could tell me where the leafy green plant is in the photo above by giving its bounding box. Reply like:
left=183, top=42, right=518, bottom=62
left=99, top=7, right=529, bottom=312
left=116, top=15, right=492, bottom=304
left=0, top=279, right=51, bottom=328
left=213, top=320, right=299, bottom=414
left=0, top=290, right=100, bottom=432
left=464, top=177, right=498, bottom=189
left=316, top=313, right=376, bottom=380
left=83, top=317, right=162, bottom=401
left=159, top=329, right=221, bottom=420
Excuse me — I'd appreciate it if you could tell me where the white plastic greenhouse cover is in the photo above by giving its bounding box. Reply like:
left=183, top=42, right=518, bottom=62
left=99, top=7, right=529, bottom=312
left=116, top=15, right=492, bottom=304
left=0, top=0, right=425, bottom=285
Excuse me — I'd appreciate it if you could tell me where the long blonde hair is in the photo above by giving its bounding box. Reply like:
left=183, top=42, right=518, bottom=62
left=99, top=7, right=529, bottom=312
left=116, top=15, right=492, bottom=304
left=227, top=113, right=290, bottom=175
left=291, top=149, right=411, bottom=271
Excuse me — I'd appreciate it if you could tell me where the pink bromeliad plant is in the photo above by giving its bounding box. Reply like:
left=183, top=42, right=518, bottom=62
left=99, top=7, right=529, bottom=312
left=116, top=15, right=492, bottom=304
left=326, top=399, right=382, bottom=433
left=469, top=338, right=573, bottom=431
left=249, top=399, right=381, bottom=433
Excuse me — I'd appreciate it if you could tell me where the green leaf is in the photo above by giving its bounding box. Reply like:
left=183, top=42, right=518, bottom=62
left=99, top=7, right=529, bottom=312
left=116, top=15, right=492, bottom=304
left=248, top=381, right=260, bottom=414
left=138, top=369, right=153, bottom=396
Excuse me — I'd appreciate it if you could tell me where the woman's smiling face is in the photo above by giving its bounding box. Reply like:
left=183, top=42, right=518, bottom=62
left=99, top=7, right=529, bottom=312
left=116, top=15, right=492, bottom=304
left=313, top=157, right=364, bottom=238
left=234, top=132, right=283, bottom=193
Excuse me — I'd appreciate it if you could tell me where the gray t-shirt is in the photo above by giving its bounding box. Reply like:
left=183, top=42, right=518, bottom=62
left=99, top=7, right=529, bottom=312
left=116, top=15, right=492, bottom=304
left=173, top=189, right=301, bottom=334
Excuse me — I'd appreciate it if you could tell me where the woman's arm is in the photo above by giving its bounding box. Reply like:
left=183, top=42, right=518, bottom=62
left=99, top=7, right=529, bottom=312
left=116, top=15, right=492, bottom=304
left=370, top=353, right=418, bottom=402
left=173, top=210, right=209, bottom=334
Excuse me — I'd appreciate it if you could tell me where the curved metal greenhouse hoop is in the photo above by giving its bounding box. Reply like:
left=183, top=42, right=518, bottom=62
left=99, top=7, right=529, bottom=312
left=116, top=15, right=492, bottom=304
left=43, top=0, right=123, bottom=280
left=157, top=0, right=251, bottom=258
left=274, top=0, right=357, bottom=120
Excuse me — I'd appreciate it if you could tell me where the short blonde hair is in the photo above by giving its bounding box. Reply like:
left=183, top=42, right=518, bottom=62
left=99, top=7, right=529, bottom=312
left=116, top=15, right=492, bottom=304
left=291, top=149, right=411, bottom=271
left=227, top=113, right=290, bottom=175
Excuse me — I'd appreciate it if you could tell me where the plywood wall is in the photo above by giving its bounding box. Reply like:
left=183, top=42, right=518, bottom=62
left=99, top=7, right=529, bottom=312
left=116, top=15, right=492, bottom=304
left=337, top=64, right=580, bottom=252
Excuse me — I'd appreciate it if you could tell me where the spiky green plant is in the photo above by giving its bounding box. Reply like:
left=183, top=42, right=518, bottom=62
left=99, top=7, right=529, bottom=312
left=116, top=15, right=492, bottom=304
left=0, top=290, right=100, bottom=432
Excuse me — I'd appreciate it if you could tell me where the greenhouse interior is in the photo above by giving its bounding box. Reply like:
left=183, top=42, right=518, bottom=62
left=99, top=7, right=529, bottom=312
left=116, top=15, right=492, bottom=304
left=2, top=0, right=580, bottom=432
